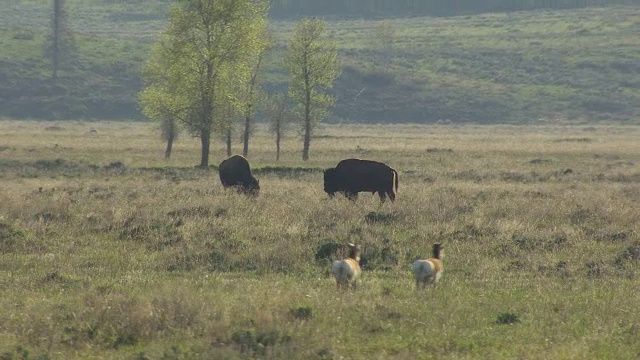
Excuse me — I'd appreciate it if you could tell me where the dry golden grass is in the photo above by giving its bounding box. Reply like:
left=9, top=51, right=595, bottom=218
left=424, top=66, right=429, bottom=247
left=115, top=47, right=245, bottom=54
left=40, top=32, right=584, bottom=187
left=0, top=120, right=639, bottom=359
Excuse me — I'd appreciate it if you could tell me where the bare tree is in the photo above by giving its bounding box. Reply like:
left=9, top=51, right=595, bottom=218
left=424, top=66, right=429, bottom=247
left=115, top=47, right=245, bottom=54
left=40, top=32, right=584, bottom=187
left=46, top=0, right=76, bottom=82
left=241, top=37, right=270, bottom=158
left=266, top=93, right=290, bottom=161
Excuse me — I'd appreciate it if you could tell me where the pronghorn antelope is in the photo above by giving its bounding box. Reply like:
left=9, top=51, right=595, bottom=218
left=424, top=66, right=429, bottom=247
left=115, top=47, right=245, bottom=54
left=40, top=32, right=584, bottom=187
left=412, top=243, right=444, bottom=290
left=332, top=243, right=362, bottom=289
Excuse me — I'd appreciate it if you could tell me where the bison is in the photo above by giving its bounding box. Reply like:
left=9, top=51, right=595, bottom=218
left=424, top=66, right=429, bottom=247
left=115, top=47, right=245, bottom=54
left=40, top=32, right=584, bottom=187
left=324, top=158, right=398, bottom=202
left=218, top=155, right=260, bottom=196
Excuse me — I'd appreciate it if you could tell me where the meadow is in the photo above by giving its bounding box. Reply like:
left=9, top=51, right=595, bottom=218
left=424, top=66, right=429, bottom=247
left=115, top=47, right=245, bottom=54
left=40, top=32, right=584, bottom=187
left=1, top=120, right=639, bottom=359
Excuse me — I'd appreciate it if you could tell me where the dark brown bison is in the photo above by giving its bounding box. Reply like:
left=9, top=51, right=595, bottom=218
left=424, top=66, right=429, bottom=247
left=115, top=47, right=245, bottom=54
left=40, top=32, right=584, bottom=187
left=324, top=159, right=398, bottom=202
left=218, top=155, right=260, bottom=196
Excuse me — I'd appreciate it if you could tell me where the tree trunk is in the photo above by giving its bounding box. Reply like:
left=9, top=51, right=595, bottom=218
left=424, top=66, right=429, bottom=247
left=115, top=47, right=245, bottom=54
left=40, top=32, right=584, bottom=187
left=226, top=129, right=232, bottom=157
left=165, top=134, right=174, bottom=160
left=302, top=88, right=311, bottom=161
left=302, top=122, right=310, bottom=161
left=276, top=131, right=281, bottom=161
left=199, top=129, right=210, bottom=168
left=242, top=115, right=250, bottom=157
left=52, top=0, right=61, bottom=82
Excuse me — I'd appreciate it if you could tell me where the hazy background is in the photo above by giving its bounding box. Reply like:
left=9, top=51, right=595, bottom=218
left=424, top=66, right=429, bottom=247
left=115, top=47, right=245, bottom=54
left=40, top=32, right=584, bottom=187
left=1, top=0, right=638, bottom=124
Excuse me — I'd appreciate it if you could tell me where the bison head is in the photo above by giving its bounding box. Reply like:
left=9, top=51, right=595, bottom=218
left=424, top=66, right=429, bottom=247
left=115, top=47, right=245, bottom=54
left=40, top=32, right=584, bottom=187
left=246, top=177, right=260, bottom=196
left=323, top=168, right=338, bottom=196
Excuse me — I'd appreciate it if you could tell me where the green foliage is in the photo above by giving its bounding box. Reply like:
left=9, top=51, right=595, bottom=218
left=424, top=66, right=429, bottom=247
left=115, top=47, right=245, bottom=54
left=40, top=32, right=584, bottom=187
left=139, top=0, right=270, bottom=166
left=285, top=18, right=341, bottom=160
left=285, top=18, right=341, bottom=125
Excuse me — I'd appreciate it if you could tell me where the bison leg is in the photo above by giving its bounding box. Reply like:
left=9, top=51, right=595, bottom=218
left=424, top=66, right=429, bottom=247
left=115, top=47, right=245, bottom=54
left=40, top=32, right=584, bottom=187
left=388, top=191, right=396, bottom=202
left=345, top=191, right=358, bottom=201
left=378, top=191, right=387, bottom=203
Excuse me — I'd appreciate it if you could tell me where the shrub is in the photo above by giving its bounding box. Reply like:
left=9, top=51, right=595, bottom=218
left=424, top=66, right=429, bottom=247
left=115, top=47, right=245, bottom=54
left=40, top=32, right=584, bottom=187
left=364, top=211, right=398, bottom=224
left=496, top=312, right=520, bottom=325
left=0, top=222, right=26, bottom=254
left=290, top=306, right=315, bottom=320
left=231, top=329, right=291, bottom=355
left=315, top=242, right=342, bottom=263
left=360, top=241, right=399, bottom=271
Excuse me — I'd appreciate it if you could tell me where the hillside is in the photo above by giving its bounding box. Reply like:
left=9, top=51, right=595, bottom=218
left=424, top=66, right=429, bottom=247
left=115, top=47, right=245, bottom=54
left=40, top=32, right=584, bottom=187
left=0, top=1, right=638, bottom=123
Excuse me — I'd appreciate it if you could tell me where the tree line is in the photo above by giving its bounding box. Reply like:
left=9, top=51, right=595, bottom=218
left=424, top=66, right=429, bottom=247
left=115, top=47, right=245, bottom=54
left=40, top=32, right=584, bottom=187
left=139, top=0, right=341, bottom=166
left=269, top=0, right=636, bottom=17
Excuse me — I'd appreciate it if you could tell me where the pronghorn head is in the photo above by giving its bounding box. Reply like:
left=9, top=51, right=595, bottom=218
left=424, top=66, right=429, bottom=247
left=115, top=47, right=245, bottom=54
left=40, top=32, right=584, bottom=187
left=432, top=243, right=443, bottom=259
left=347, top=243, right=361, bottom=263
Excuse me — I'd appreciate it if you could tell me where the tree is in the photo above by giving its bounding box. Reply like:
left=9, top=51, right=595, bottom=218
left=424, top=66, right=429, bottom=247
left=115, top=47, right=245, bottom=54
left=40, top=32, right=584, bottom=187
left=139, top=0, right=269, bottom=168
left=285, top=18, right=341, bottom=161
left=220, top=100, right=236, bottom=157
left=45, top=0, right=76, bottom=82
left=241, top=33, right=271, bottom=158
left=369, top=20, right=395, bottom=72
left=160, top=116, right=180, bottom=160
left=266, top=93, right=290, bottom=161
left=140, top=36, right=186, bottom=160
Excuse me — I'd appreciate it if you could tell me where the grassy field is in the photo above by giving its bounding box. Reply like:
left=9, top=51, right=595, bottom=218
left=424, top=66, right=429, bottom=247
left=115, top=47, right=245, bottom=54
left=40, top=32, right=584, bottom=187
left=1, top=2, right=639, bottom=122
left=1, top=120, right=639, bottom=359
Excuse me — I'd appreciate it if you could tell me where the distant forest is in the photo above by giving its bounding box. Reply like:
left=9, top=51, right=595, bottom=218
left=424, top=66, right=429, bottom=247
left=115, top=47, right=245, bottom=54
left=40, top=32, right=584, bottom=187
left=269, top=0, right=638, bottom=17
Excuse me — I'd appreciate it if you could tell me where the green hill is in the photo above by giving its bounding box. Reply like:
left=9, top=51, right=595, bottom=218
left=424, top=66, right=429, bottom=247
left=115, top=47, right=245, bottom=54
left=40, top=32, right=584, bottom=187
left=1, top=1, right=638, bottom=123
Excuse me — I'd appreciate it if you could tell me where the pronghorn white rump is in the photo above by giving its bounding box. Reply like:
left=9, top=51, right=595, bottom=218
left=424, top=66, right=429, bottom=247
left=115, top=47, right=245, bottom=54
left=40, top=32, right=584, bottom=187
left=332, top=243, right=362, bottom=289
left=412, top=243, right=444, bottom=290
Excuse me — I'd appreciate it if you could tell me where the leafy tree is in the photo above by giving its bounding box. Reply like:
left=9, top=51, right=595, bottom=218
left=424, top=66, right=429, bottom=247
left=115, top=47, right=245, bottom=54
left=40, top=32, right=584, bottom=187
left=266, top=93, right=290, bottom=161
left=139, top=0, right=269, bottom=168
left=140, top=36, right=188, bottom=159
left=285, top=18, right=341, bottom=161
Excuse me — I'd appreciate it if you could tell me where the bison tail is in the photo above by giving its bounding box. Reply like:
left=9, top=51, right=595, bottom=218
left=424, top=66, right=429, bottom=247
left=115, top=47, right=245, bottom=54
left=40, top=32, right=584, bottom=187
left=392, top=170, right=399, bottom=194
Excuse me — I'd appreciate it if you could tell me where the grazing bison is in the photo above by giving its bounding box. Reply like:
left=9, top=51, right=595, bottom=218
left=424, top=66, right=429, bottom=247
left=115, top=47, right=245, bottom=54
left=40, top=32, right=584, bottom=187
left=324, top=159, right=398, bottom=202
left=218, top=155, right=260, bottom=196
